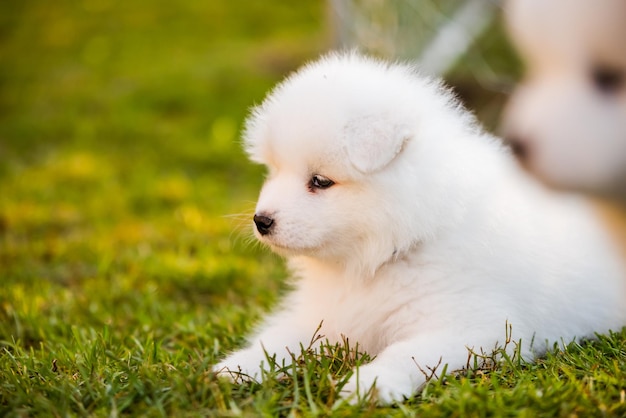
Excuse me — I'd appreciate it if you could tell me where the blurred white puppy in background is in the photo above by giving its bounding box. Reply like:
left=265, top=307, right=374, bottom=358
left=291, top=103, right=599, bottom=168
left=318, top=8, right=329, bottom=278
left=502, top=0, right=626, bottom=201
left=214, top=53, right=626, bottom=403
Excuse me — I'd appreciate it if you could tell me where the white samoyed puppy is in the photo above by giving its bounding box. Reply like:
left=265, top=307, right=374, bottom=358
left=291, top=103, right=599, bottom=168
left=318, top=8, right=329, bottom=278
left=215, top=52, right=626, bottom=403
left=502, top=0, right=626, bottom=200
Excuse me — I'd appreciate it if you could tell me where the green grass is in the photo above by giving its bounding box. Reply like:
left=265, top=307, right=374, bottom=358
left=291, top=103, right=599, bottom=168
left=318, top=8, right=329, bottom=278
left=1, top=1, right=625, bottom=416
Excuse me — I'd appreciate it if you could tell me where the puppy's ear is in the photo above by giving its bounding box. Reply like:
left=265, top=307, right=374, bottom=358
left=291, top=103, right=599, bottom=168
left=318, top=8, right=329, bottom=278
left=343, top=115, right=412, bottom=173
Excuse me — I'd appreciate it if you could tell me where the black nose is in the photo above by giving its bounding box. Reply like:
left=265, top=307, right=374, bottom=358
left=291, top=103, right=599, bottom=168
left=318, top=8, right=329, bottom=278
left=253, top=214, right=274, bottom=236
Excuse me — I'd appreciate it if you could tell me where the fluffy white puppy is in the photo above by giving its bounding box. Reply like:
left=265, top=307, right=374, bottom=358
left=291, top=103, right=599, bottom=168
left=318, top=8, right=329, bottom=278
left=215, top=52, right=626, bottom=403
left=502, top=0, right=626, bottom=200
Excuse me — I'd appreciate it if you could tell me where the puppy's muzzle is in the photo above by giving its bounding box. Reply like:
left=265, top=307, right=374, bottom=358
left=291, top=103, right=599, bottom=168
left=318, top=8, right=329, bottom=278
left=253, top=213, right=274, bottom=236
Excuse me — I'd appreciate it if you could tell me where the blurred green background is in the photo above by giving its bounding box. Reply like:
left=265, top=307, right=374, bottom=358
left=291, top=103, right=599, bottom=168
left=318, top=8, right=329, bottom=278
left=1, top=0, right=327, bottom=329
left=0, top=1, right=524, bottom=414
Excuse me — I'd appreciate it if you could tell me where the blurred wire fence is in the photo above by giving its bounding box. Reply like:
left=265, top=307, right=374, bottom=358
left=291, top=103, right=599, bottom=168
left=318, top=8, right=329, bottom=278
left=329, top=0, right=501, bottom=76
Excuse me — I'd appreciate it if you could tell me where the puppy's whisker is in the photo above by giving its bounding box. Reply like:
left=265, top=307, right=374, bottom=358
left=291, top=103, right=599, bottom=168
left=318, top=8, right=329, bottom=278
left=222, top=206, right=256, bottom=248
left=241, top=232, right=262, bottom=251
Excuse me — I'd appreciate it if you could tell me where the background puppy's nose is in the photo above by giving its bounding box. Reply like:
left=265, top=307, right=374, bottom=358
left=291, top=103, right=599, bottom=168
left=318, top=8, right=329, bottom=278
left=253, top=214, right=274, bottom=235
left=506, top=136, right=530, bottom=162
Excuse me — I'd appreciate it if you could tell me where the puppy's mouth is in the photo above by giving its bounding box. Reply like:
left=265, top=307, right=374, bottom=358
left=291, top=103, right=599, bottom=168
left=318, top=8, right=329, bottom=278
left=259, top=236, right=318, bottom=255
left=255, top=230, right=324, bottom=257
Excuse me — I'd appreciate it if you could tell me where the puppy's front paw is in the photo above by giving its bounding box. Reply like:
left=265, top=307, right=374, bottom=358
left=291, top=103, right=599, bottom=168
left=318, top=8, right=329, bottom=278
left=341, top=363, right=415, bottom=404
left=213, top=349, right=267, bottom=383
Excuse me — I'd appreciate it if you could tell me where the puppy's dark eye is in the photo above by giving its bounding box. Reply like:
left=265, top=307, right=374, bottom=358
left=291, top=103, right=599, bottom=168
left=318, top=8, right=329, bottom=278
left=591, top=66, right=624, bottom=94
left=309, top=174, right=334, bottom=190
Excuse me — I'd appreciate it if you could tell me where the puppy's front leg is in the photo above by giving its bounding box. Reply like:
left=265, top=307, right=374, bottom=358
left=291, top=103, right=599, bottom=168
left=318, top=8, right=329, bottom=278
left=214, top=309, right=324, bottom=382
left=341, top=332, right=481, bottom=403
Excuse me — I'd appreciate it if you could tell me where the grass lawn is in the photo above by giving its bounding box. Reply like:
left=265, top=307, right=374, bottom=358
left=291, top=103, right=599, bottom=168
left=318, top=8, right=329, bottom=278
left=1, top=1, right=625, bottom=416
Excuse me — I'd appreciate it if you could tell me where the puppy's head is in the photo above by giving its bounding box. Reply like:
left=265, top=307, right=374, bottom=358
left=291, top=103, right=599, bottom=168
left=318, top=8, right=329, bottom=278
left=242, top=53, right=467, bottom=276
left=502, top=0, right=626, bottom=198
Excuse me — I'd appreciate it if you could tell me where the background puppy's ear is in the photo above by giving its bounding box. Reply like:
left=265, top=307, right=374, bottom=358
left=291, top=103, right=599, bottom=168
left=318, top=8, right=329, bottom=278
left=343, top=115, right=412, bottom=173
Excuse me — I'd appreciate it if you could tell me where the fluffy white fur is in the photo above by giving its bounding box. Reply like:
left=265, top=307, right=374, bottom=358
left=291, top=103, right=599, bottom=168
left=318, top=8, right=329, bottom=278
left=502, top=0, right=626, bottom=199
left=215, top=52, right=626, bottom=403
